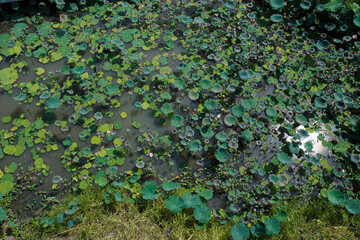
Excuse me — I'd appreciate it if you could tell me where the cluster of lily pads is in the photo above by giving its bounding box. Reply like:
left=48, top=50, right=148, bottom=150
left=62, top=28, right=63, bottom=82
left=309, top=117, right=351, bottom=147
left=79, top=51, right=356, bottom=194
left=0, top=0, right=360, bottom=239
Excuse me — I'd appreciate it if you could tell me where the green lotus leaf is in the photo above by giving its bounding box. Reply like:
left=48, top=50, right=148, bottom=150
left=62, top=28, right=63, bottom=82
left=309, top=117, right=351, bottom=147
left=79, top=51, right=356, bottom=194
left=95, top=177, right=107, bottom=187
left=316, top=40, right=330, bottom=50
left=354, top=15, right=360, bottom=27
left=161, top=103, right=173, bottom=114
left=238, top=69, right=254, bottom=80
left=231, top=223, right=250, bottom=240
left=204, top=99, right=219, bottom=110
left=289, top=141, right=300, bottom=154
left=251, top=223, right=266, bottom=237
left=162, top=181, right=181, bottom=191
left=40, top=92, right=51, bottom=100
left=224, top=115, right=238, bottom=126
left=105, top=83, right=119, bottom=96
left=165, top=195, right=184, bottom=213
left=199, top=78, right=212, bottom=90
left=171, top=115, right=184, bottom=127
left=173, top=78, right=185, bottom=89
left=345, top=200, right=360, bottom=214
left=295, top=114, right=308, bottom=125
left=141, top=181, right=158, bottom=200
left=215, top=132, right=228, bottom=142
left=14, top=145, right=26, bottom=157
left=327, top=189, right=345, bottom=205
left=45, top=97, right=62, bottom=109
left=189, top=140, right=202, bottom=152
left=240, top=129, right=253, bottom=143
left=314, top=97, right=327, bottom=108
left=270, top=14, right=283, bottom=23
left=265, top=218, right=281, bottom=235
left=198, top=189, right=213, bottom=200
left=0, top=207, right=7, bottom=221
left=194, top=204, right=211, bottom=223
left=200, top=126, right=214, bottom=139
left=270, top=0, right=284, bottom=10
left=0, top=180, right=14, bottom=196
left=1, top=116, right=11, bottom=124
left=4, top=162, right=17, bottom=173
left=232, top=105, right=245, bottom=117
left=115, top=191, right=123, bottom=202
left=349, top=115, right=360, bottom=127
left=266, top=107, right=277, bottom=119
left=211, top=83, right=223, bottom=93
left=91, top=136, right=102, bottom=145
left=309, top=156, right=319, bottom=165
left=215, top=148, right=229, bottom=163
left=276, top=152, right=292, bottom=164
left=13, top=92, right=27, bottom=101
left=0, top=67, right=18, bottom=85
left=71, top=66, right=85, bottom=75
left=181, top=193, right=202, bottom=208
left=188, top=90, right=199, bottom=100
left=242, top=99, right=256, bottom=109
left=304, top=141, right=313, bottom=152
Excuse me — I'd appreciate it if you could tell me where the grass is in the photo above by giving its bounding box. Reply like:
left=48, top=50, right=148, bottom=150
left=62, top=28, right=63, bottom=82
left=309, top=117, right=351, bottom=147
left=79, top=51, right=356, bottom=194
left=4, top=188, right=360, bottom=240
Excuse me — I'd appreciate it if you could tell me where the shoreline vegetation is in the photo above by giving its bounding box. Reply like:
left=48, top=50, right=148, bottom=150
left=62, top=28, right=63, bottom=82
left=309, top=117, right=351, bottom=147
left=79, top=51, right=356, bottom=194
left=4, top=186, right=359, bottom=239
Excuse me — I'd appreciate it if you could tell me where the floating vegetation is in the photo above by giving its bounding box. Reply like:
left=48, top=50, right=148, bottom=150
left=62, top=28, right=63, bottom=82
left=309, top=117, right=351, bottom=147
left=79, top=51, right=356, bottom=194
left=0, top=0, right=360, bottom=238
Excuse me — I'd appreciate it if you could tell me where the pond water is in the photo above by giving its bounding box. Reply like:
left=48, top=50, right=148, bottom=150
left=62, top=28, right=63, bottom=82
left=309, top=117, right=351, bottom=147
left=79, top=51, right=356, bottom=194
left=0, top=0, right=359, bottom=233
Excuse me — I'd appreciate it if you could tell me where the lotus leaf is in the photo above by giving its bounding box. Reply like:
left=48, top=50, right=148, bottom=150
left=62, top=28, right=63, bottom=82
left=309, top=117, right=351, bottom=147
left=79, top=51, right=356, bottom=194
left=189, top=140, right=202, bottom=152
left=141, top=181, right=158, bottom=200
left=316, top=40, right=330, bottom=51
left=45, top=97, right=62, bottom=109
left=1, top=116, right=11, bottom=124
left=0, top=207, right=7, bottom=221
left=162, top=181, right=181, bottom=191
left=251, top=223, right=266, bottom=237
left=0, top=67, right=18, bottom=85
left=165, top=195, right=184, bottom=213
left=200, top=126, right=214, bottom=139
left=270, top=0, right=284, bottom=10
left=266, top=107, right=277, bottom=119
left=232, top=105, right=245, bottom=118
left=242, top=99, right=256, bottom=109
left=13, top=92, right=27, bottom=102
left=115, top=191, right=123, bottom=202
left=171, top=115, right=184, bottom=127
left=105, top=83, right=119, bottom=96
left=240, top=129, right=253, bottom=143
left=345, top=200, right=360, bottom=214
left=231, top=223, right=250, bottom=240
left=224, top=115, right=238, bottom=126
left=161, top=103, right=173, bottom=114
left=265, top=218, right=281, bottom=235
left=204, top=99, right=219, bottom=110
left=270, top=14, right=283, bottom=23
left=314, top=97, right=327, bottom=108
left=238, top=69, right=255, bottom=80
left=327, top=189, right=345, bottom=205
left=215, top=149, right=229, bottom=163
left=216, top=132, right=228, bottom=142
left=276, top=152, right=292, bottom=164
left=181, top=193, right=202, bottom=208
left=199, top=79, right=212, bottom=89
left=194, top=204, right=211, bottom=223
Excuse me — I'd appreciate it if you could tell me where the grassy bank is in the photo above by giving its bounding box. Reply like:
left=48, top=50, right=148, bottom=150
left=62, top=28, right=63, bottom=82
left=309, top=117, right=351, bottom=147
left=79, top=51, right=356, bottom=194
left=3, top=187, right=358, bottom=240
